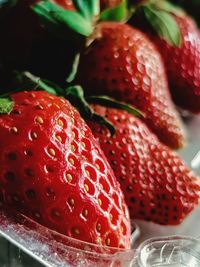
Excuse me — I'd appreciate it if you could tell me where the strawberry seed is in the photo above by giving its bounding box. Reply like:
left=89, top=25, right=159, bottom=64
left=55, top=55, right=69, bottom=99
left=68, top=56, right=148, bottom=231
left=72, top=227, right=80, bottom=235
left=84, top=184, right=89, bottom=193
left=7, top=152, right=17, bottom=161
left=56, top=135, right=62, bottom=142
left=106, top=237, right=111, bottom=246
left=5, top=172, right=15, bottom=181
left=26, top=189, right=36, bottom=199
left=66, top=173, right=73, bottom=183
left=82, top=209, right=88, bottom=218
left=96, top=223, right=101, bottom=232
left=35, top=116, right=44, bottom=124
left=10, top=127, right=18, bottom=134
left=98, top=198, right=102, bottom=206
left=48, top=148, right=56, bottom=157
left=30, top=132, right=38, bottom=140
left=68, top=198, right=75, bottom=207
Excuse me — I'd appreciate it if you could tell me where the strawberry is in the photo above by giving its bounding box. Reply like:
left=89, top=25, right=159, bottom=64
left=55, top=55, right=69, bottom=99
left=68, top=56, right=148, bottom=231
left=76, top=22, right=185, bottom=149
left=0, top=91, right=131, bottom=248
left=130, top=1, right=200, bottom=113
left=142, top=14, right=200, bottom=113
left=88, top=104, right=200, bottom=225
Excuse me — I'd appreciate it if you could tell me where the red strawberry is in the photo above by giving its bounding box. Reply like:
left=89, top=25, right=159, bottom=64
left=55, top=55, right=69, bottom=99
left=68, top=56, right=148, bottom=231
left=76, top=22, right=185, bottom=149
left=88, top=104, right=200, bottom=225
left=0, top=91, right=131, bottom=249
left=141, top=14, right=200, bottom=113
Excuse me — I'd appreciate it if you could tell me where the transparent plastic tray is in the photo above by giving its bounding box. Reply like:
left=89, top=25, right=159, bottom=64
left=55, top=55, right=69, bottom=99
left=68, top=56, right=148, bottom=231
left=137, top=236, right=200, bottom=267
left=0, top=208, right=199, bottom=267
left=0, top=115, right=199, bottom=266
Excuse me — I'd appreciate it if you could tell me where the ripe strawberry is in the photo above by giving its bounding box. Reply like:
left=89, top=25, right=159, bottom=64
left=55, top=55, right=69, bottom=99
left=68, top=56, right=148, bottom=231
left=76, top=22, right=185, bottom=149
left=88, top=104, right=200, bottom=225
left=0, top=91, right=131, bottom=249
left=142, top=15, right=200, bottom=113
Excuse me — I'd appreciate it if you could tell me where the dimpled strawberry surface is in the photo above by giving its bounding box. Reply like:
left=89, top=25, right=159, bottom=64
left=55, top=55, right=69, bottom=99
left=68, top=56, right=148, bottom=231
left=88, top=105, right=200, bottom=225
left=77, top=22, right=185, bottom=149
left=146, top=15, right=200, bottom=113
left=0, top=91, right=131, bottom=249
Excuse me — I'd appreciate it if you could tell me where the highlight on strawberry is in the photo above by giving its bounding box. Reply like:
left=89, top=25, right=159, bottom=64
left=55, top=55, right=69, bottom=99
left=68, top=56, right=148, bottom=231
left=88, top=104, right=200, bottom=225
left=129, top=0, right=200, bottom=114
left=0, top=0, right=200, bottom=260
left=0, top=81, right=132, bottom=249
left=2, top=71, right=199, bottom=229
left=32, top=0, right=186, bottom=149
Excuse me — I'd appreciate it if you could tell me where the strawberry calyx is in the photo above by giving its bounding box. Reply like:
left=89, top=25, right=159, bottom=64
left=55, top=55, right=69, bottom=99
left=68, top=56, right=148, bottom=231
left=5, top=71, right=142, bottom=135
left=32, top=0, right=96, bottom=37
left=130, top=0, right=183, bottom=47
left=65, top=85, right=115, bottom=135
left=32, top=0, right=128, bottom=83
left=87, top=95, right=143, bottom=118
left=32, top=0, right=128, bottom=39
left=0, top=97, right=14, bottom=114
left=100, top=0, right=128, bottom=22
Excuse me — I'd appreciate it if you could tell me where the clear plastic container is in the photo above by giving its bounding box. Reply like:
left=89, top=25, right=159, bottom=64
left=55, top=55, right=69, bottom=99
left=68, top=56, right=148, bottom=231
left=137, top=236, right=200, bottom=267
left=0, top=208, right=138, bottom=267
left=0, top=208, right=200, bottom=266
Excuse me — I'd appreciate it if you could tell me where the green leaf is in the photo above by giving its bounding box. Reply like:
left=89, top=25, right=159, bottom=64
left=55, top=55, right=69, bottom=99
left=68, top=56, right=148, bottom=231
left=66, top=53, right=80, bottom=83
left=72, top=0, right=100, bottom=21
left=92, top=113, right=115, bottom=136
left=32, top=1, right=93, bottom=37
left=22, top=72, right=59, bottom=96
left=87, top=95, right=143, bottom=118
left=142, top=5, right=182, bottom=47
left=65, top=85, right=92, bottom=117
left=87, top=0, right=100, bottom=18
left=0, top=97, right=14, bottom=114
left=100, top=0, right=127, bottom=22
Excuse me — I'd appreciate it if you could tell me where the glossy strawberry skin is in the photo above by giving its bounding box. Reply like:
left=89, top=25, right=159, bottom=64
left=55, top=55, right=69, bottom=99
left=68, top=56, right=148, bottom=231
left=88, top=105, right=200, bottom=225
left=77, top=22, right=185, bottom=149
left=142, top=15, right=200, bottom=113
left=0, top=91, right=131, bottom=249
